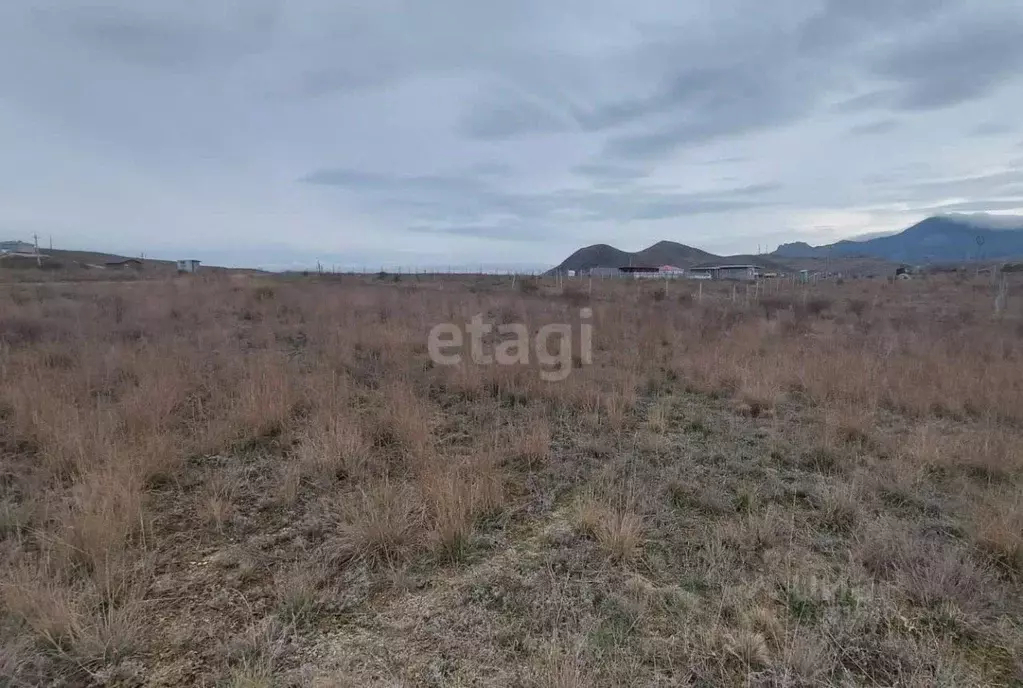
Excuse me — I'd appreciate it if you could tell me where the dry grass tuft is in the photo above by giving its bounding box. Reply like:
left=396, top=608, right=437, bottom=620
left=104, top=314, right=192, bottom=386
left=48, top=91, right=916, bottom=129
left=514, top=419, right=552, bottom=468
left=973, top=497, right=1023, bottom=575
left=296, top=416, right=371, bottom=482
left=724, top=629, right=771, bottom=670
left=1, top=566, right=145, bottom=675
left=326, top=481, right=424, bottom=564
left=220, top=617, right=290, bottom=687
left=574, top=495, right=644, bottom=562
left=423, top=457, right=504, bottom=561
left=199, top=473, right=238, bottom=533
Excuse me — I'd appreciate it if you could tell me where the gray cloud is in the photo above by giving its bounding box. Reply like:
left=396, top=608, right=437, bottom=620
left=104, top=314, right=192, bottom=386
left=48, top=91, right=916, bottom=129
left=871, top=18, right=1023, bottom=111
left=30, top=3, right=276, bottom=71
left=903, top=170, right=1023, bottom=198
left=303, top=168, right=490, bottom=196
left=848, top=120, right=900, bottom=137
left=571, top=162, right=649, bottom=184
left=406, top=224, right=549, bottom=241
left=2, top=0, right=1023, bottom=268
left=797, top=0, right=955, bottom=55
left=921, top=199, right=1023, bottom=214
left=700, top=156, right=749, bottom=166
left=971, top=122, right=1015, bottom=137
left=460, top=90, right=573, bottom=140
left=600, top=66, right=816, bottom=161
left=303, top=165, right=783, bottom=229
left=832, top=90, right=899, bottom=113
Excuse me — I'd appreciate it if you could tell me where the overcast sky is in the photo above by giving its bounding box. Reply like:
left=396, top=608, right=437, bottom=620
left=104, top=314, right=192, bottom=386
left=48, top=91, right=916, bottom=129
left=3, top=1, right=1023, bottom=270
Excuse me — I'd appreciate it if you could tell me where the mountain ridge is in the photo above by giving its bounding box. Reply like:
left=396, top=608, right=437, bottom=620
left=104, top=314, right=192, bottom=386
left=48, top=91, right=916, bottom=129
left=551, top=215, right=1023, bottom=275
left=551, top=240, right=786, bottom=274
left=774, top=216, right=1023, bottom=263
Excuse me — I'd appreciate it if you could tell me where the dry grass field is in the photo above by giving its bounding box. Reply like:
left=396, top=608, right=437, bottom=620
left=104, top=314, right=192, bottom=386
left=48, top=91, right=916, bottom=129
left=1, top=272, right=1022, bottom=686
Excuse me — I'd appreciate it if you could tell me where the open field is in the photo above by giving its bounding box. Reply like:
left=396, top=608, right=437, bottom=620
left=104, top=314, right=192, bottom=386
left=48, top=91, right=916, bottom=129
left=1, top=273, right=1022, bottom=686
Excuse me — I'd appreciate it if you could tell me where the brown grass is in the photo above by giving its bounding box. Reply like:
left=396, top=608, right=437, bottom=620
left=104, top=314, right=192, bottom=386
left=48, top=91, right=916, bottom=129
left=326, top=480, right=424, bottom=565
left=0, top=272, right=1022, bottom=685
left=574, top=494, right=644, bottom=562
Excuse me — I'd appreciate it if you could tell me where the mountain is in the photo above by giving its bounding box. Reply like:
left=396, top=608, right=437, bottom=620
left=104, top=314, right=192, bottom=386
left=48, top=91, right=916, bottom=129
left=774, top=216, right=1023, bottom=264
left=551, top=240, right=719, bottom=273
left=774, top=241, right=827, bottom=259
left=551, top=244, right=635, bottom=273
left=632, top=240, right=719, bottom=267
left=550, top=241, right=793, bottom=274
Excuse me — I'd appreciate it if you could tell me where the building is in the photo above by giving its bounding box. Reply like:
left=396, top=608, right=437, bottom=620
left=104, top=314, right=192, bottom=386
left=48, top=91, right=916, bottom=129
left=0, top=240, right=36, bottom=254
left=690, top=264, right=761, bottom=281
left=584, top=267, right=621, bottom=278
left=176, top=259, right=201, bottom=273
left=106, top=258, right=144, bottom=270
left=580, top=265, right=686, bottom=279
left=619, top=265, right=661, bottom=279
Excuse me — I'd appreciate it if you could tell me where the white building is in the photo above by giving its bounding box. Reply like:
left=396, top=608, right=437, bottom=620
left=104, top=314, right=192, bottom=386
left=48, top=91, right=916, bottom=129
left=0, top=240, right=36, bottom=254
left=585, top=267, right=621, bottom=278
left=658, top=265, right=687, bottom=279
left=176, top=259, right=201, bottom=273
left=690, top=264, right=761, bottom=281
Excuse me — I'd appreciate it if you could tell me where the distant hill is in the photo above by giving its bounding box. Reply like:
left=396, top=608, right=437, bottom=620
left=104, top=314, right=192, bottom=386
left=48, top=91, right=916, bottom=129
left=774, top=241, right=827, bottom=259
left=774, top=216, right=1023, bottom=264
left=632, top=241, right=719, bottom=267
left=552, top=244, right=637, bottom=273
left=0, top=246, right=253, bottom=278
left=46, top=249, right=175, bottom=268
left=551, top=240, right=717, bottom=274
left=550, top=240, right=789, bottom=274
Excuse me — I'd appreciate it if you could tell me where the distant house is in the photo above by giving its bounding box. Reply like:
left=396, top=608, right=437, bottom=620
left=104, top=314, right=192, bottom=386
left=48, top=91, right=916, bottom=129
left=619, top=265, right=661, bottom=279
left=580, top=265, right=685, bottom=279
left=0, top=240, right=36, bottom=254
left=106, top=258, right=144, bottom=270
left=176, top=259, right=201, bottom=273
left=690, top=264, right=761, bottom=281
left=585, top=267, right=620, bottom=278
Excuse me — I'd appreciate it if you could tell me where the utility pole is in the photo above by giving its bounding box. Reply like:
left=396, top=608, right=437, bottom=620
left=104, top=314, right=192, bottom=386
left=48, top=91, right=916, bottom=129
left=33, top=233, right=40, bottom=266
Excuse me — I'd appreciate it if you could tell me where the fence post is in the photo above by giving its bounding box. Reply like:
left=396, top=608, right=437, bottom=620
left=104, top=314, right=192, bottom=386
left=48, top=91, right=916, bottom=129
left=995, top=274, right=1008, bottom=317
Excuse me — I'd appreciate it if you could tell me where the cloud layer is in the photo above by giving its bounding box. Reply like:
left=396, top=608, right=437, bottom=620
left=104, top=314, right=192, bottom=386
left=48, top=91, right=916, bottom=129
left=2, top=0, right=1022, bottom=269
